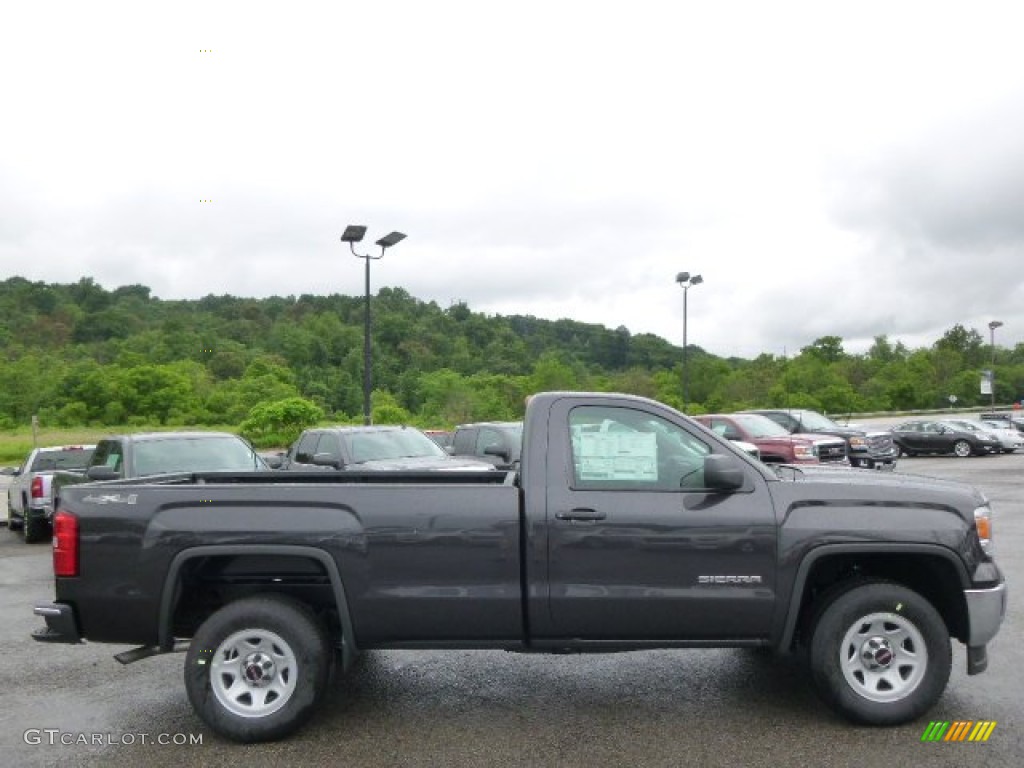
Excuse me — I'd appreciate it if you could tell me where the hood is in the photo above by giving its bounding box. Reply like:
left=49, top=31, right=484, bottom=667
left=774, top=463, right=985, bottom=503
left=813, top=425, right=866, bottom=438
left=351, top=456, right=493, bottom=471
left=794, top=432, right=844, bottom=446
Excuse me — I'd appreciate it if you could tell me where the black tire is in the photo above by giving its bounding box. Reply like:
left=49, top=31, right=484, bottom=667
left=184, top=595, right=331, bottom=743
left=23, top=512, right=46, bottom=543
left=809, top=582, right=950, bottom=725
left=952, top=440, right=972, bottom=458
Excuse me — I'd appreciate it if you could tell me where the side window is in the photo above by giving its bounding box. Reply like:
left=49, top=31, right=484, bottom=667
left=90, top=441, right=123, bottom=471
left=475, top=428, right=504, bottom=455
left=294, top=432, right=320, bottom=463
left=569, top=406, right=710, bottom=490
left=452, top=428, right=477, bottom=455
left=710, top=419, right=741, bottom=441
left=318, top=433, right=341, bottom=461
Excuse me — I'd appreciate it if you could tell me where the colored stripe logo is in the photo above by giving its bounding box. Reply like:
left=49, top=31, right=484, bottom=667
left=921, top=721, right=997, bottom=742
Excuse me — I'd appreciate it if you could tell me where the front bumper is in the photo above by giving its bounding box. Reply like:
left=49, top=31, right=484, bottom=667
left=965, top=581, right=1007, bottom=646
left=32, top=602, right=82, bottom=644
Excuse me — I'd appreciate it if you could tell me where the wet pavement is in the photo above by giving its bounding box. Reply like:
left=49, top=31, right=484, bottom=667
left=2, top=455, right=1020, bottom=767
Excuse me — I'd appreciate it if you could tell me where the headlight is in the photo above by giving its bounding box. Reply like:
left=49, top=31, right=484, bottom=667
left=794, top=443, right=817, bottom=459
left=974, top=505, right=993, bottom=555
left=848, top=437, right=866, bottom=447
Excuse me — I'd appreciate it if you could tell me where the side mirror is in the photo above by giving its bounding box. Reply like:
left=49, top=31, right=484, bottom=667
left=1, top=466, right=16, bottom=476
left=264, top=455, right=283, bottom=470
left=483, top=445, right=511, bottom=463
left=86, top=465, right=121, bottom=481
left=312, top=452, right=343, bottom=469
left=703, top=454, right=745, bottom=491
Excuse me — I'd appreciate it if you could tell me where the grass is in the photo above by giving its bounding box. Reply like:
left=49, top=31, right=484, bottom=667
left=0, top=425, right=240, bottom=466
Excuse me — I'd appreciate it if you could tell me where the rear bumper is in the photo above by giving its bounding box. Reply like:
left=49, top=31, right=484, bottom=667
left=32, top=602, right=82, bottom=644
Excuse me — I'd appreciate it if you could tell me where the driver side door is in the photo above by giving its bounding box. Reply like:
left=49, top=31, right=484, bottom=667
left=542, top=399, right=778, bottom=642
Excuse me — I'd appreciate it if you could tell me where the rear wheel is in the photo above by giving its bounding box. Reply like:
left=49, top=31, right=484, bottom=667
left=809, top=582, right=950, bottom=724
left=952, top=440, right=972, bottom=458
left=184, top=595, right=331, bottom=743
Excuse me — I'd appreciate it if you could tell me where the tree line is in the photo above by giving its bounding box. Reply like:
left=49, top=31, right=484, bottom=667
left=1, top=276, right=1021, bottom=445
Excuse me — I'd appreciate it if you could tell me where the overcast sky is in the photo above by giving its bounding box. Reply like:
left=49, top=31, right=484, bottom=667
left=2, top=0, right=1023, bottom=359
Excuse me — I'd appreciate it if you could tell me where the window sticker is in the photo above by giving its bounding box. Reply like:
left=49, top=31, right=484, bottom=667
left=576, top=431, right=658, bottom=482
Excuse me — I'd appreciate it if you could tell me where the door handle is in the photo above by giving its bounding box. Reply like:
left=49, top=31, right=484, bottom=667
left=555, top=508, right=607, bottom=522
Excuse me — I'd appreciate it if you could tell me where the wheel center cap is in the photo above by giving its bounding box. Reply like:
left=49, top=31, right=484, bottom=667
left=242, top=652, right=275, bottom=686
left=860, top=637, right=894, bottom=669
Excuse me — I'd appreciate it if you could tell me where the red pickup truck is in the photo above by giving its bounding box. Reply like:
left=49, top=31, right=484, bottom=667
left=694, top=413, right=848, bottom=464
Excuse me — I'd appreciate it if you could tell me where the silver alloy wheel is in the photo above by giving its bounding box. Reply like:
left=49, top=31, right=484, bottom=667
left=211, top=628, right=298, bottom=719
left=839, top=611, right=928, bottom=703
left=952, top=440, right=972, bottom=458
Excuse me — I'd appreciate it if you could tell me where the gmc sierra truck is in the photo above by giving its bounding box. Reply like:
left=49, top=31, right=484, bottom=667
left=31, top=392, right=1006, bottom=743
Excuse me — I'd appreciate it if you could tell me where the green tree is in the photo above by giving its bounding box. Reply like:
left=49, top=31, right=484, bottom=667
left=240, top=397, right=324, bottom=448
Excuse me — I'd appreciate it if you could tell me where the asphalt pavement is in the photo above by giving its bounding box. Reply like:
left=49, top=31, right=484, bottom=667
left=1, top=455, right=1020, bottom=768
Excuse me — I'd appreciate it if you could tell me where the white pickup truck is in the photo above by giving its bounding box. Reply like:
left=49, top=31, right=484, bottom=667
left=6, top=445, right=95, bottom=543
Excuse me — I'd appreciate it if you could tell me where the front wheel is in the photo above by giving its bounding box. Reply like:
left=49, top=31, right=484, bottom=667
left=809, top=582, right=951, bottom=725
left=184, top=595, right=331, bottom=743
left=952, top=440, right=972, bottom=458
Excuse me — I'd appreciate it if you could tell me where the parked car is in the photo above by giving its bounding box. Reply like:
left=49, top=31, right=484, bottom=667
left=747, top=409, right=897, bottom=469
left=450, top=421, right=523, bottom=469
left=51, top=432, right=271, bottom=516
left=889, top=420, right=1000, bottom=458
left=973, top=420, right=1024, bottom=453
left=7, top=444, right=95, bottom=543
left=694, top=413, right=847, bottom=465
left=979, top=412, right=1024, bottom=434
left=281, top=425, right=493, bottom=471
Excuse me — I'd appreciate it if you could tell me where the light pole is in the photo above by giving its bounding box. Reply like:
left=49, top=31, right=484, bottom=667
left=342, top=225, right=407, bottom=425
left=675, top=271, right=703, bottom=412
left=988, top=320, right=1003, bottom=409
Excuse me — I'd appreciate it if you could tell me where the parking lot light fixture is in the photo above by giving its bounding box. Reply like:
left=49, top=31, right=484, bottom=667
left=675, top=272, right=704, bottom=412
left=343, top=225, right=408, bottom=425
left=988, top=320, right=1003, bottom=409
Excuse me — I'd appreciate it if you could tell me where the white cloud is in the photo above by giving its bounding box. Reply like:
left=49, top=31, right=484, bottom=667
left=2, top=0, right=1023, bottom=358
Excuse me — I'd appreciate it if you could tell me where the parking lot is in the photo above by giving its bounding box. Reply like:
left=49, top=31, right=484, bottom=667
left=2, top=454, right=1021, bottom=768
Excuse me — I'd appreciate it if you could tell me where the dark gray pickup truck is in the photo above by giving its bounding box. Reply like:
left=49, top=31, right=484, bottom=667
left=32, top=392, right=1006, bottom=743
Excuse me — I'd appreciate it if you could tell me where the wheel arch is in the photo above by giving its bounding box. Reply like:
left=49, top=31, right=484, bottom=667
left=778, top=544, right=970, bottom=652
left=159, top=545, right=358, bottom=670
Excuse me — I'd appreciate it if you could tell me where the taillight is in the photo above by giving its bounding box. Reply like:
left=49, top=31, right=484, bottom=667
left=53, top=511, right=79, bottom=577
left=31, top=476, right=44, bottom=498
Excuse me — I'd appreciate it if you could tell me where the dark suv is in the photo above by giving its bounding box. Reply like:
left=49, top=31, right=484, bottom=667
left=747, top=409, right=898, bottom=469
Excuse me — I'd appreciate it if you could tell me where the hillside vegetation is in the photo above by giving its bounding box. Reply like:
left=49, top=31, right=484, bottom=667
left=2, top=277, right=1021, bottom=445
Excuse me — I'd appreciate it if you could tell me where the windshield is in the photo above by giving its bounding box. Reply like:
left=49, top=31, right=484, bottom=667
left=30, top=448, right=95, bottom=472
left=796, top=411, right=842, bottom=430
left=133, top=436, right=265, bottom=475
left=343, top=429, right=447, bottom=463
left=942, top=420, right=984, bottom=433
left=730, top=414, right=791, bottom=438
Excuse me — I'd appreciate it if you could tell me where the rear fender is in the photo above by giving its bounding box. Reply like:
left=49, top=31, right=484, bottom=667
left=159, top=544, right=359, bottom=669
